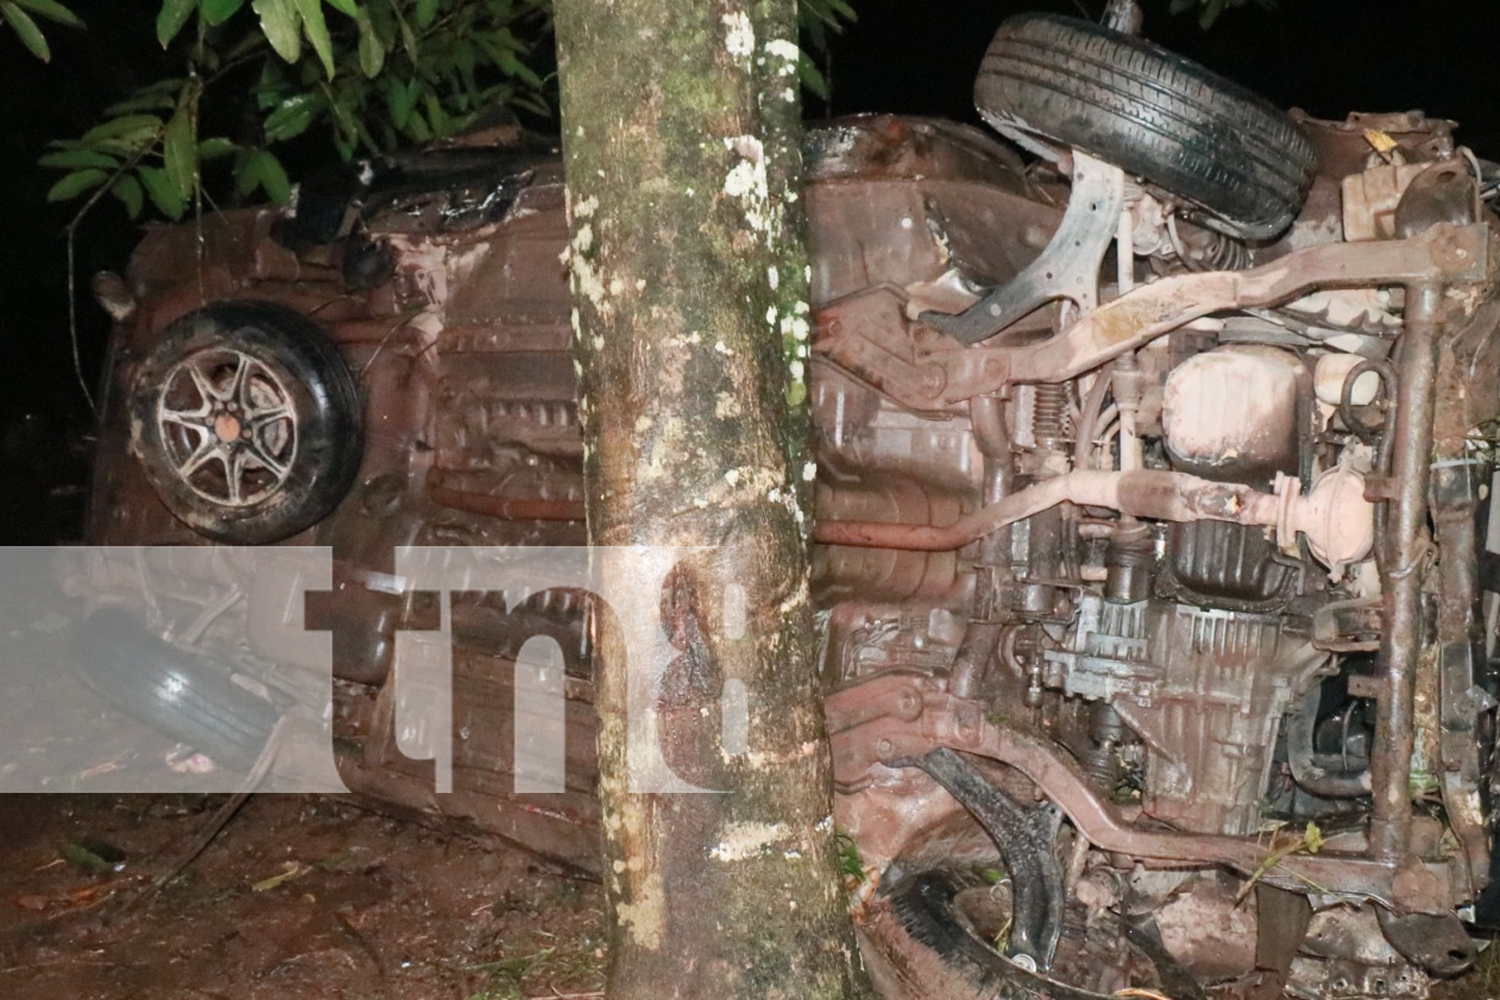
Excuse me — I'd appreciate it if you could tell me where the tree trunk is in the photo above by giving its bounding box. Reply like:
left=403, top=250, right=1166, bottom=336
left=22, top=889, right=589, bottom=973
left=554, top=2, right=863, bottom=998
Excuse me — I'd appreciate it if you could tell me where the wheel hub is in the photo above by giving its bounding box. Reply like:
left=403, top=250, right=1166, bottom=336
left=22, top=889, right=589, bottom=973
left=213, top=412, right=242, bottom=443
left=156, top=348, right=298, bottom=508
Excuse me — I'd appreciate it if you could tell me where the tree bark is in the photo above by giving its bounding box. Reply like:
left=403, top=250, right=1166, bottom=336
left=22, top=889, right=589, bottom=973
left=554, top=2, right=863, bottom=998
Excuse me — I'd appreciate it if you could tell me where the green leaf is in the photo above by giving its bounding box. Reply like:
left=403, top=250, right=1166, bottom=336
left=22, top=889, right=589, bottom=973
left=257, top=156, right=291, bottom=203
left=404, top=107, right=431, bottom=142
left=1, top=2, right=51, bottom=61
left=487, top=40, right=543, bottom=89
left=163, top=108, right=197, bottom=200
left=326, top=88, right=358, bottom=136
left=263, top=91, right=320, bottom=141
left=414, top=0, right=437, bottom=29
left=10, top=0, right=81, bottom=27
left=423, top=91, right=448, bottom=135
left=46, top=168, right=108, bottom=202
left=255, top=60, right=289, bottom=108
left=80, top=113, right=163, bottom=146
left=155, top=0, right=194, bottom=47
left=252, top=0, right=301, bottom=63
left=232, top=151, right=257, bottom=196
left=356, top=9, right=383, bottom=77
left=385, top=76, right=417, bottom=129
left=820, top=0, right=855, bottom=22
left=197, top=136, right=238, bottom=159
left=105, top=91, right=179, bottom=115
left=103, top=77, right=184, bottom=115
left=1169, top=0, right=1195, bottom=12
left=365, top=0, right=393, bottom=47
left=138, top=165, right=187, bottom=218
left=797, top=51, right=827, bottom=101
left=1199, top=0, right=1228, bottom=28
left=511, top=92, right=551, bottom=119
left=235, top=148, right=291, bottom=204
left=110, top=174, right=144, bottom=219
left=201, top=0, right=245, bottom=26
left=395, top=6, right=417, bottom=60
left=799, top=0, right=839, bottom=30
left=38, top=148, right=119, bottom=170
left=58, top=842, right=114, bottom=874
left=324, top=0, right=358, bottom=16
left=350, top=116, right=379, bottom=157
left=290, top=0, right=334, bottom=77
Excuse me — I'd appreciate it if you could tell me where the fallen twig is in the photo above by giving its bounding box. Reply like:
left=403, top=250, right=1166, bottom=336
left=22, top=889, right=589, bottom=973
left=101, top=714, right=290, bottom=919
left=1234, top=820, right=1324, bottom=904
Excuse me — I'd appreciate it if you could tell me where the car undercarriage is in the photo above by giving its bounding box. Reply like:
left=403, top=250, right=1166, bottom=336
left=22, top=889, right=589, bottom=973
left=70, top=13, right=1500, bottom=1000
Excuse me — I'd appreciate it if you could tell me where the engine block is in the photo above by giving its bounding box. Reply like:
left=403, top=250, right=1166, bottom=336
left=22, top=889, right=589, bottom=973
left=1045, top=596, right=1326, bottom=835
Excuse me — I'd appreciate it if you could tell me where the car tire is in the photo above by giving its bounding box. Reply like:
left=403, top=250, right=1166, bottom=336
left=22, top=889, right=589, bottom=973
left=860, top=868, right=1110, bottom=1000
left=130, top=301, right=363, bottom=543
left=73, top=607, right=279, bottom=771
left=974, top=13, right=1315, bottom=241
left=861, top=865, right=1193, bottom=1000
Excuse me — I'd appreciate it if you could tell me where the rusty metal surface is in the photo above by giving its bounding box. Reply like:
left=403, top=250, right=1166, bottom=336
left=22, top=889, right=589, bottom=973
left=85, top=115, right=1038, bottom=841
left=82, top=91, right=1500, bottom=999
left=813, top=468, right=1363, bottom=556
left=1288, top=905, right=1431, bottom=1000
left=805, top=114, right=1063, bottom=304
left=922, top=151, right=1124, bottom=344
left=818, top=470, right=1244, bottom=549
left=813, top=223, right=1488, bottom=411
left=1368, top=286, right=1441, bottom=862
left=1293, top=110, right=1457, bottom=181
left=826, top=674, right=1459, bottom=911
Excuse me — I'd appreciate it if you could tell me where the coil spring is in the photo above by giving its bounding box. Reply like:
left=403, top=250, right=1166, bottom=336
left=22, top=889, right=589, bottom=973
left=1166, top=213, right=1249, bottom=272
left=1032, top=383, right=1070, bottom=444
left=1197, top=233, right=1249, bottom=270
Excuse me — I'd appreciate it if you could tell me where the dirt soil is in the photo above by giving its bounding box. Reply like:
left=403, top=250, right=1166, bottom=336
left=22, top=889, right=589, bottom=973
left=0, top=793, right=606, bottom=1000
left=0, top=545, right=609, bottom=1000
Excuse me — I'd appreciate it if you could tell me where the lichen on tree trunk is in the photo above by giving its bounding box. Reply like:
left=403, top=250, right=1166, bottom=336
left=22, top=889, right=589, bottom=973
left=554, top=1, right=863, bottom=998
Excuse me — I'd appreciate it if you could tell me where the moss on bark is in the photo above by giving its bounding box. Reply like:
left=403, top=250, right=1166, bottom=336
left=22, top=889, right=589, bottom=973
left=555, top=1, right=863, bottom=997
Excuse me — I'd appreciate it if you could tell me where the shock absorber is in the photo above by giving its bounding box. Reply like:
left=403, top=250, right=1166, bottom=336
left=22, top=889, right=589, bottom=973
left=951, top=395, right=1016, bottom=699
left=1019, top=383, right=1072, bottom=618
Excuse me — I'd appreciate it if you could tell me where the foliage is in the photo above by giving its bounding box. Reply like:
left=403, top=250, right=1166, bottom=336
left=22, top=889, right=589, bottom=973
left=42, top=0, right=552, bottom=224
left=38, top=0, right=853, bottom=226
left=1234, top=820, right=1324, bottom=902
left=797, top=0, right=854, bottom=98
left=0, top=0, right=82, bottom=60
left=833, top=832, right=863, bottom=882
left=0, top=0, right=82, bottom=62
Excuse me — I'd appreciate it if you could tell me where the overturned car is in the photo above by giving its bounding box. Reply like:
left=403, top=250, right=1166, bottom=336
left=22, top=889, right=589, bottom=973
left=72, top=12, right=1500, bottom=1000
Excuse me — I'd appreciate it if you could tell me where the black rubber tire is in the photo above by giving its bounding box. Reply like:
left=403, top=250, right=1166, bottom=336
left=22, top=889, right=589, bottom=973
left=974, top=13, right=1315, bottom=241
left=861, top=869, right=1110, bottom=1000
left=73, top=607, right=279, bottom=771
left=131, top=301, right=363, bottom=544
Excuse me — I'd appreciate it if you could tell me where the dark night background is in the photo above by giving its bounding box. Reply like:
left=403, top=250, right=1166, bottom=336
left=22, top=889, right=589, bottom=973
left=0, top=0, right=1495, bottom=542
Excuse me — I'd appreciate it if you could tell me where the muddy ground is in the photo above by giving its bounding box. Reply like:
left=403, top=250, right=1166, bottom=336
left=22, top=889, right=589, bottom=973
left=0, top=539, right=605, bottom=1000
left=0, top=793, right=606, bottom=1000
